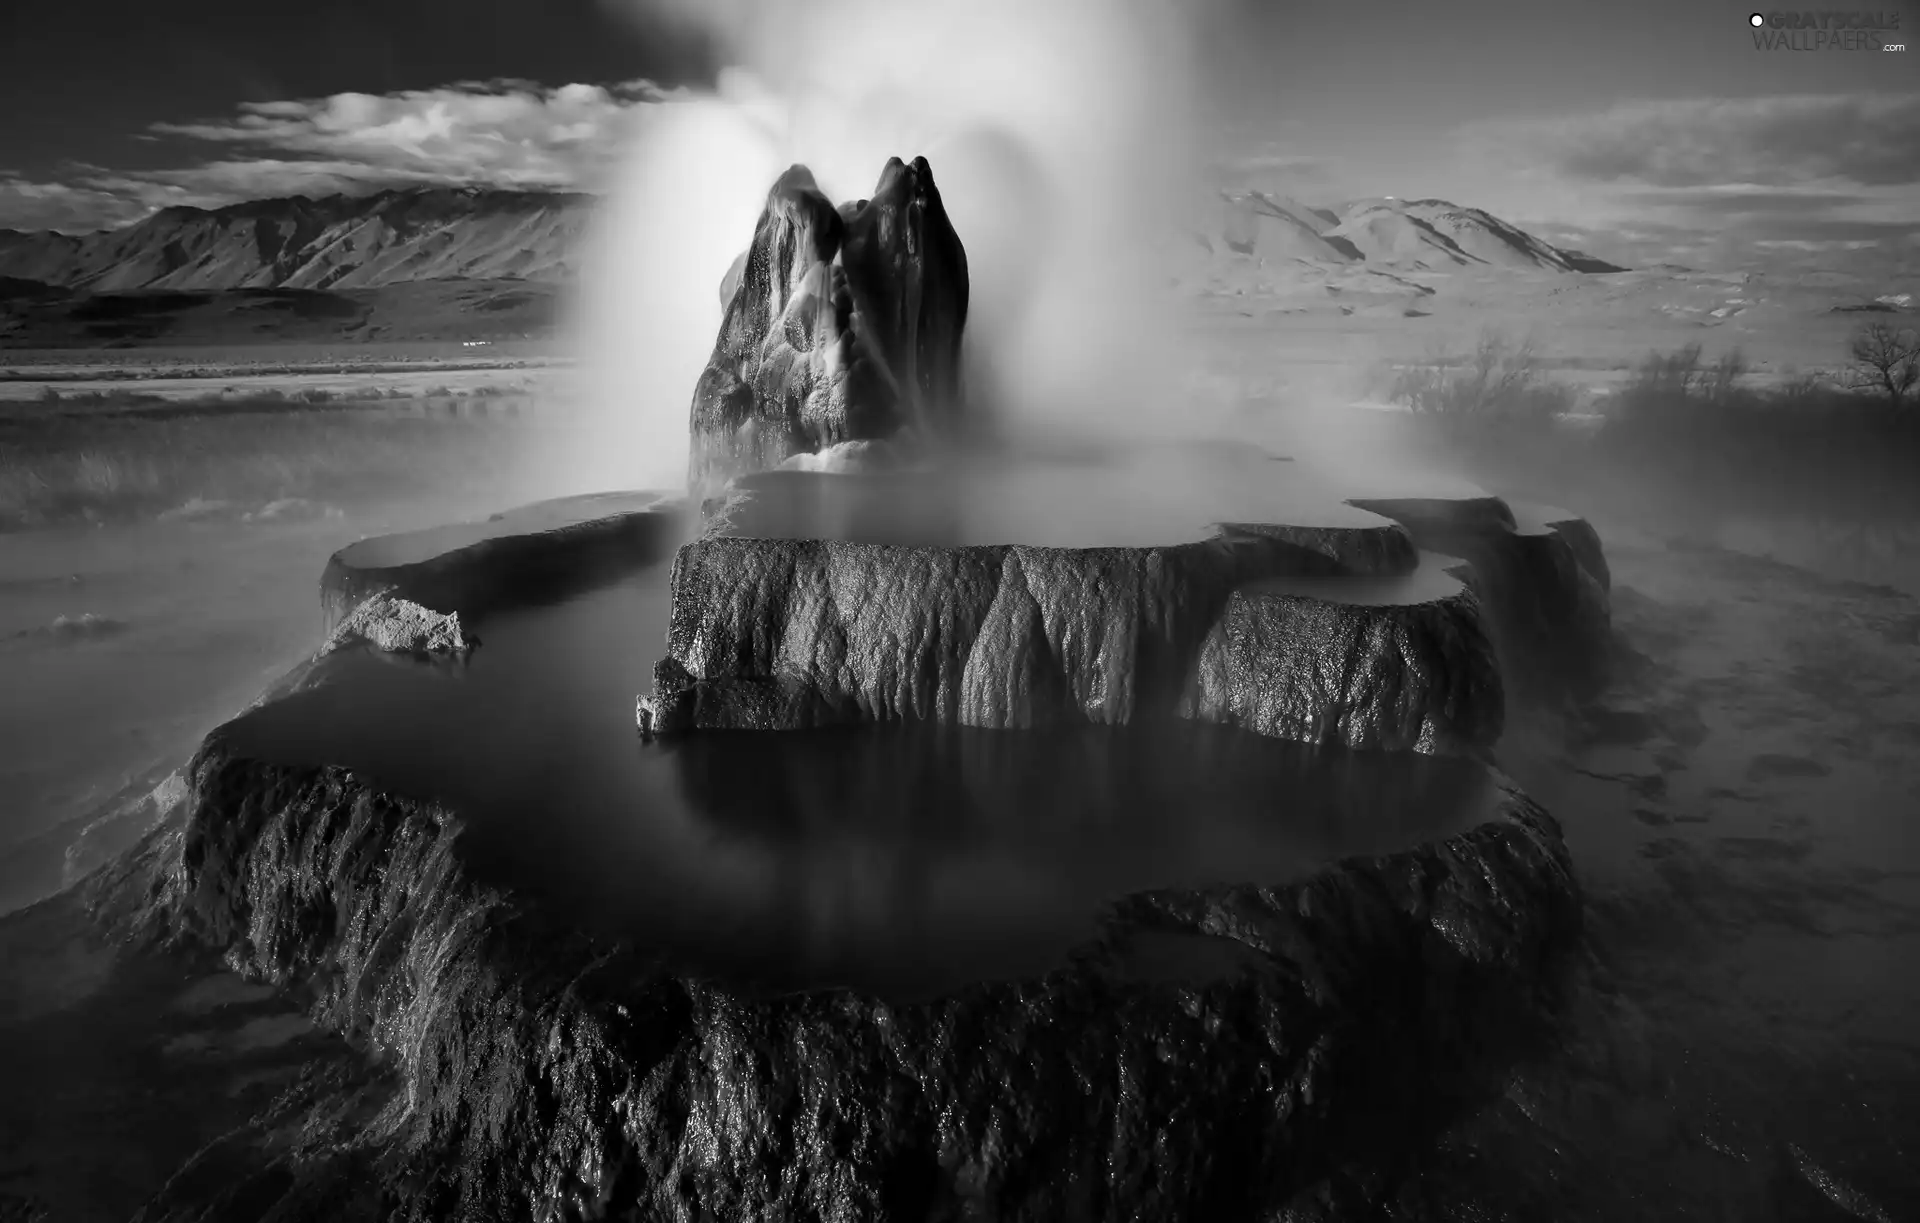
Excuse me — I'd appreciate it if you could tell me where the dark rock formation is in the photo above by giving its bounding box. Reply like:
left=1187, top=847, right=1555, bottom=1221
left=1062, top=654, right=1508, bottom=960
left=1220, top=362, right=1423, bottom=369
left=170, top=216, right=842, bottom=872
left=637, top=528, right=1505, bottom=748
left=1542, top=511, right=1611, bottom=594
left=320, top=490, right=682, bottom=631
left=1349, top=498, right=1612, bottom=703
left=646, top=476, right=1610, bottom=745
left=838, top=158, right=971, bottom=435
left=89, top=728, right=1580, bottom=1222
left=1185, top=564, right=1504, bottom=754
left=641, top=470, right=1527, bottom=750
left=687, top=157, right=969, bottom=493
left=640, top=533, right=1255, bottom=735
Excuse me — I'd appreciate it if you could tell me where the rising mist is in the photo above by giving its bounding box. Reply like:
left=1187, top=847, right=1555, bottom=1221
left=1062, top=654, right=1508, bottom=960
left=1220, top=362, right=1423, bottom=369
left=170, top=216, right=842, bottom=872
left=548, top=0, right=1245, bottom=496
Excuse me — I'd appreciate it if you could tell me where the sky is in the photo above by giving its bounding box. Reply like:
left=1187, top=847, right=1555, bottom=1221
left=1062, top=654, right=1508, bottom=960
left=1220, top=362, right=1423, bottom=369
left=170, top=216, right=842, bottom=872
left=0, top=0, right=1914, bottom=276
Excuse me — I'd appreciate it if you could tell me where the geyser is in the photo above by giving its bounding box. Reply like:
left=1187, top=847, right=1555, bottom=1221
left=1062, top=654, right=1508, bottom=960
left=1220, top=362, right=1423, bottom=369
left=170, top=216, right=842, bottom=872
left=565, top=0, right=1222, bottom=497
left=688, top=155, right=970, bottom=492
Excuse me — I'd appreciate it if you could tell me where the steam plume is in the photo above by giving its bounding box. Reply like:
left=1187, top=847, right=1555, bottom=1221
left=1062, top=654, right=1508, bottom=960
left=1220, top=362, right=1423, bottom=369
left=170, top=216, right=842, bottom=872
left=551, top=0, right=1235, bottom=493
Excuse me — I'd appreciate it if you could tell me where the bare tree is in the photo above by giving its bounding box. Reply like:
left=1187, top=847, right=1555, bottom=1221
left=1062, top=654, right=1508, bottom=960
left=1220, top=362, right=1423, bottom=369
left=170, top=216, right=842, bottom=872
left=1844, top=321, right=1920, bottom=404
left=1705, top=347, right=1747, bottom=403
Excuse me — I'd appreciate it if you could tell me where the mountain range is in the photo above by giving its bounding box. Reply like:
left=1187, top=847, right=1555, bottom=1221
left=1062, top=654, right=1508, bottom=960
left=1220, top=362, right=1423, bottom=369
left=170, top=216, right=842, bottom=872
left=0, top=185, right=1629, bottom=345
left=0, top=187, right=588, bottom=293
left=1211, top=191, right=1625, bottom=275
left=0, top=185, right=1626, bottom=296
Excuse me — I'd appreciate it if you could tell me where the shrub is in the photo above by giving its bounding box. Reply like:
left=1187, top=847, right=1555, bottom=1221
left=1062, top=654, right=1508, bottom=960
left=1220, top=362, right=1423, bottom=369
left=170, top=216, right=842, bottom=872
left=1589, top=342, right=1920, bottom=520
left=1384, top=330, right=1576, bottom=425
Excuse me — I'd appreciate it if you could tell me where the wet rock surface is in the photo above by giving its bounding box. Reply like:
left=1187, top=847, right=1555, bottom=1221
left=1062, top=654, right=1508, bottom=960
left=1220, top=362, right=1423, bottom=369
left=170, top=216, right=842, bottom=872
left=79, top=730, right=1578, bottom=1223
left=643, top=464, right=1591, bottom=750
left=641, top=531, right=1261, bottom=735
left=1351, top=496, right=1613, bottom=706
left=1185, top=559, right=1504, bottom=754
left=688, top=157, right=970, bottom=494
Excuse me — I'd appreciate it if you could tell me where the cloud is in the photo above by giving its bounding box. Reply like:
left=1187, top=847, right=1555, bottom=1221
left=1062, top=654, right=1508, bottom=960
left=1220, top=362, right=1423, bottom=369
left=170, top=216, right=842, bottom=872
left=148, top=79, right=671, bottom=189
left=1750, top=238, right=1882, bottom=252
left=1616, top=187, right=1873, bottom=214
left=0, top=177, right=155, bottom=232
left=1223, top=151, right=1333, bottom=178
left=1501, top=218, right=1710, bottom=269
left=0, top=78, right=677, bottom=231
left=1463, top=92, right=1920, bottom=189
left=1443, top=92, right=1920, bottom=277
left=1495, top=210, right=1916, bottom=278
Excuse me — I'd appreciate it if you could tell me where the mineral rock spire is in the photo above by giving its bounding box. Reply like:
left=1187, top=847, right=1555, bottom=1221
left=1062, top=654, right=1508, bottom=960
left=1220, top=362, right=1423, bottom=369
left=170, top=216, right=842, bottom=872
left=688, top=157, right=970, bottom=493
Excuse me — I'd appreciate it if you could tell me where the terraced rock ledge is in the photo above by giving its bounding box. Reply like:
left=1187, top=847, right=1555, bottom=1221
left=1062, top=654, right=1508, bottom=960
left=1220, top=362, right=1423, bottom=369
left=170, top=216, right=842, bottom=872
left=71, top=461, right=1608, bottom=1220
left=321, top=489, right=686, bottom=630
left=1348, top=497, right=1612, bottom=704
left=641, top=458, right=1552, bottom=755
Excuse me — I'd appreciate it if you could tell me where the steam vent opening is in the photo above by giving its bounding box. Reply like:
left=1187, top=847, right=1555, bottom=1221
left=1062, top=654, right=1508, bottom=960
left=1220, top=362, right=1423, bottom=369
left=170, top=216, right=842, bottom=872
left=77, top=155, right=1617, bottom=1219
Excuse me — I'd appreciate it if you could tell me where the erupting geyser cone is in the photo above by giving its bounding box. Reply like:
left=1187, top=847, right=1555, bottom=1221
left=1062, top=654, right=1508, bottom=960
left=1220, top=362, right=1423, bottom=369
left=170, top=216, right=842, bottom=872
left=688, top=155, right=970, bottom=494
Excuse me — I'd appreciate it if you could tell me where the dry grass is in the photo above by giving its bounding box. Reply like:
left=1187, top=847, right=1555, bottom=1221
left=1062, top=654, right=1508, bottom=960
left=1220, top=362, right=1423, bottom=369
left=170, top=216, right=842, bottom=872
left=0, top=389, right=540, bottom=529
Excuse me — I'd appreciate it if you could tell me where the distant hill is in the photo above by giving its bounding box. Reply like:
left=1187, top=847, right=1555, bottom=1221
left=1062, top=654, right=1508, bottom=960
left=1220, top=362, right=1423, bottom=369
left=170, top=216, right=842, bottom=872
left=0, top=187, right=591, bottom=292
left=1210, top=192, right=1627, bottom=275
left=0, top=279, right=561, bottom=347
left=0, top=183, right=1634, bottom=346
left=4, top=184, right=1625, bottom=297
left=1218, top=192, right=1364, bottom=264
left=1392, top=199, right=1625, bottom=273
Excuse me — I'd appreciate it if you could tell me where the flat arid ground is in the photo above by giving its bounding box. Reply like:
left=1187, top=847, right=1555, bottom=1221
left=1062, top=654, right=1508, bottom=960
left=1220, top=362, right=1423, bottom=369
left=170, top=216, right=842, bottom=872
left=3, top=267, right=1895, bottom=405
left=0, top=340, right=566, bottom=403
left=1189, top=267, right=1901, bottom=404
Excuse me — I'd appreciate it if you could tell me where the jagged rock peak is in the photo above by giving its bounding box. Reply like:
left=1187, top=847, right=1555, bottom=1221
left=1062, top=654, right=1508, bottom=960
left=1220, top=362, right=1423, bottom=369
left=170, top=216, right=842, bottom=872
left=687, top=155, right=969, bottom=495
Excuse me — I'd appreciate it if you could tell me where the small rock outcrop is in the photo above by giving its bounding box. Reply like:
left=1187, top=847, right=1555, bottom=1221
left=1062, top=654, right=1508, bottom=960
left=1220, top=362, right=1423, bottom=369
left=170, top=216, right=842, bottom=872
left=321, top=594, right=472, bottom=658
left=688, top=157, right=970, bottom=494
left=1185, top=570, right=1504, bottom=753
